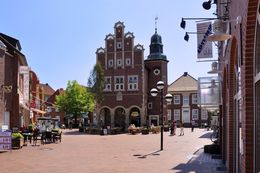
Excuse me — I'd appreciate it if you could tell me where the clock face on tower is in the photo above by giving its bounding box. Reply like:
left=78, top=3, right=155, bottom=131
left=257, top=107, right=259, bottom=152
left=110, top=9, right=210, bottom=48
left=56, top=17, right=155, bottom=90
left=153, top=68, right=160, bottom=75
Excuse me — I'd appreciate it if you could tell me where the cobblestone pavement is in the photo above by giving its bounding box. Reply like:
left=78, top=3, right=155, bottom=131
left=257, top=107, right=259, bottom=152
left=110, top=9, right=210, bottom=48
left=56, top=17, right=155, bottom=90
left=0, top=128, right=226, bottom=173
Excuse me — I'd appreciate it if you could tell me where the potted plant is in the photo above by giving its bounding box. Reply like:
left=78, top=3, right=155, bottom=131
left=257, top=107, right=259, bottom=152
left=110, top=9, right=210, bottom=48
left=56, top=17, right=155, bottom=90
left=141, top=127, right=149, bottom=135
left=28, top=124, right=35, bottom=133
left=151, top=126, right=160, bottom=134
left=12, top=132, right=24, bottom=149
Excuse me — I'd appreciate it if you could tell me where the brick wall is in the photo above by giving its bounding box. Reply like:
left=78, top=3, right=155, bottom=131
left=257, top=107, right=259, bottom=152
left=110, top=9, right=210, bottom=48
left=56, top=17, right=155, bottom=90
left=221, top=0, right=258, bottom=172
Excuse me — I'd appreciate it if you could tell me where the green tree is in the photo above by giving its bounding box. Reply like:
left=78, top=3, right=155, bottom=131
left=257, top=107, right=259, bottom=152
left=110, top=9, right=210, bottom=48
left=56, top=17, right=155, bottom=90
left=55, top=80, right=95, bottom=125
left=87, top=62, right=105, bottom=106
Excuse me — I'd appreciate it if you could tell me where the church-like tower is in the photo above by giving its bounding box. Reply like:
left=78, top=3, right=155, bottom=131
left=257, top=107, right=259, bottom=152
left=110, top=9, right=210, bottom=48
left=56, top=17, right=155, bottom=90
left=145, top=26, right=169, bottom=126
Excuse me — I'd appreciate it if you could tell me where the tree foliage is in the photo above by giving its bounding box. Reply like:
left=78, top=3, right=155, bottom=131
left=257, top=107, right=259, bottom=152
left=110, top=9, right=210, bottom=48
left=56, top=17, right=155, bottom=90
left=87, top=62, right=105, bottom=105
left=55, top=80, right=95, bottom=120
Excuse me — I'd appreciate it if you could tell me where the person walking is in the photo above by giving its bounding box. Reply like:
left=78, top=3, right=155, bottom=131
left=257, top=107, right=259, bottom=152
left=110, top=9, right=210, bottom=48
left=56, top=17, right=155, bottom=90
left=179, top=121, right=184, bottom=136
left=191, top=120, right=195, bottom=132
left=170, top=121, right=174, bottom=136
left=173, top=121, right=177, bottom=135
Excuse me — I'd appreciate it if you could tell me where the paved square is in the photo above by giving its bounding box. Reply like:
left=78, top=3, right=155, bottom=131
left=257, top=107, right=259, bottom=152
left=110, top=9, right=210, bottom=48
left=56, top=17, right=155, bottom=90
left=0, top=128, right=225, bottom=173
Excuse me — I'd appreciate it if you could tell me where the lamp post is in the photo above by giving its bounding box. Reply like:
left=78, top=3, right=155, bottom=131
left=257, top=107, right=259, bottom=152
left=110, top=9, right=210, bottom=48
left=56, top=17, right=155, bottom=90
left=150, top=81, right=173, bottom=151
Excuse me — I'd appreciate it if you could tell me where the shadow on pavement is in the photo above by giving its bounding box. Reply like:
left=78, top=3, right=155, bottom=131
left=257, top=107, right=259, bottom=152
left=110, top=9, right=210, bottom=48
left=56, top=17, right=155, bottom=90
left=199, top=132, right=212, bottom=138
left=171, top=147, right=226, bottom=173
left=133, top=150, right=161, bottom=159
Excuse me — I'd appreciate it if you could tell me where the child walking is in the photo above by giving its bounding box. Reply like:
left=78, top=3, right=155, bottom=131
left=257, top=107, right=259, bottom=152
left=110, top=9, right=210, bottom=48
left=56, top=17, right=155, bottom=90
left=179, top=121, right=184, bottom=136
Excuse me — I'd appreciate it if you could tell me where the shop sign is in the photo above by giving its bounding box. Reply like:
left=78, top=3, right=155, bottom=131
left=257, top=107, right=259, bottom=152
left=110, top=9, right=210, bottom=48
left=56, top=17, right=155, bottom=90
left=0, top=130, right=12, bottom=151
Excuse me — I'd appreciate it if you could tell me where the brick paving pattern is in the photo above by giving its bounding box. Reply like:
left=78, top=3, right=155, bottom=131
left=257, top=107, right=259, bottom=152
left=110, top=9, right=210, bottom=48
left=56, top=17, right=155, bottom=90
left=0, top=128, right=226, bottom=173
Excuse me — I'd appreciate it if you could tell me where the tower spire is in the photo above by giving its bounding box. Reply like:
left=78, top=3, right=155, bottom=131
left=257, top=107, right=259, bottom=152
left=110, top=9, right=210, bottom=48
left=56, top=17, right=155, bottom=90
left=155, top=16, right=158, bottom=33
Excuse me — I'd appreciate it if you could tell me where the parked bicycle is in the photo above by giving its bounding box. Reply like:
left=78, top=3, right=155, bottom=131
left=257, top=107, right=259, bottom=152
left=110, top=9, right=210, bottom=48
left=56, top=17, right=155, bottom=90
left=210, top=126, right=219, bottom=143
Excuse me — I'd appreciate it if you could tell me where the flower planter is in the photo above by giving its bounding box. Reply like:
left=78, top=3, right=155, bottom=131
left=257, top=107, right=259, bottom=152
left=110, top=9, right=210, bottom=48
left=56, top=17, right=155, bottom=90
left=12, top=138, right=24, bottom=149
left=151, top=126, right=160, bottom=134
left=141, top=129, right=149, bottom=135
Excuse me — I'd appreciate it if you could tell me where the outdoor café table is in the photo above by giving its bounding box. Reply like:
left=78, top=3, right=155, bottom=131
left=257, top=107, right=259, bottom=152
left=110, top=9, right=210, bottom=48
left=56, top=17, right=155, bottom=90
left=22, top=132, right=32, bottom=145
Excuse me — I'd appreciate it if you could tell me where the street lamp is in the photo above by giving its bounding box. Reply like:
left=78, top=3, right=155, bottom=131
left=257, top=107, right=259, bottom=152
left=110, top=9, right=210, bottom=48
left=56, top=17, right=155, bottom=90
left=150, top=81, right=173, bottom=151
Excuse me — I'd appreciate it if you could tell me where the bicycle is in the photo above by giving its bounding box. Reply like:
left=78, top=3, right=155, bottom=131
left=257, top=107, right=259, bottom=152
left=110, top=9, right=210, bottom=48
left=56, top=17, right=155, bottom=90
left=210, top=127, right=219, bottom=143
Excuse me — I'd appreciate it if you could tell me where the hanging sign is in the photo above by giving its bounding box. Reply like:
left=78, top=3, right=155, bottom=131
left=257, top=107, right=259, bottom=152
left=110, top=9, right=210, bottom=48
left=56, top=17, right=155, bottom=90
left=197, top=22, right=213, bottom=59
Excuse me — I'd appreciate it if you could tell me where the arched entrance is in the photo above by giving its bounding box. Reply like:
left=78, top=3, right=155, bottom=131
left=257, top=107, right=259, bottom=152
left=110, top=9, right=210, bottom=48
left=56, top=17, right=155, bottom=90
left=129, top=107, right=141, bottom=127
left=114, top=107, right=126, bottom=130
left=100, top=108, right=111, bottom=127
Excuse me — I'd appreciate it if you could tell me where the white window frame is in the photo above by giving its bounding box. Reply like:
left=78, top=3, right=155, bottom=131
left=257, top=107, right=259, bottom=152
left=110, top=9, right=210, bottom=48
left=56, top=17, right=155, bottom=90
left=174, top=95, right=180, bottom=105
left=183, top=95, right=189, bottom=105
left=114, top=76, right=124, bottom=91
left=104, top=76, right=112, bottom=91
left=108, top=59, right=113, bottom=68
left=128, top=75, right=138, bottom=91
left=173, top=109, right=180, bottom=121
left=201, top=108, right=208, bottom=120
left=192, top=109, right=199, bottom=120
left=192, top=94, right=198, bottom=104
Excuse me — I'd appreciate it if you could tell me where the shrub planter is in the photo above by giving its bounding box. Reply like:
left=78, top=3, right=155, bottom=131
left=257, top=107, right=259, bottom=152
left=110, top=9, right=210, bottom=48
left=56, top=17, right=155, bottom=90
left=12, top=132, right=24, bottom=149
left=204, top=144, right=220, bottom=154
left=111, top=127, right=121, bottom=135
left=151, top=126, right=160, bottom=134
left=141, top=129, right=149, bottom=135
left=12, top=138, right=24, bottom=149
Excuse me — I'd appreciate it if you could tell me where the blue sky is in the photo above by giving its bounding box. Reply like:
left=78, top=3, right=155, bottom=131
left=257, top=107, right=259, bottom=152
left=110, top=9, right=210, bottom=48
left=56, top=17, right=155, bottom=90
left=1, top=0, right=217, bottom=90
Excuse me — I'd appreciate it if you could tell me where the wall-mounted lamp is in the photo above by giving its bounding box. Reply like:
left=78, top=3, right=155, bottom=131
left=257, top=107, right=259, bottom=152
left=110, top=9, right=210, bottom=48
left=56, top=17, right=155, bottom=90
left=207, top=16, right=242, bottom=42
left=184, top=32, right=206, bottom=42
left=180, top=17, right=217, bottom=29
left=202, top=0, right=217, bottom=10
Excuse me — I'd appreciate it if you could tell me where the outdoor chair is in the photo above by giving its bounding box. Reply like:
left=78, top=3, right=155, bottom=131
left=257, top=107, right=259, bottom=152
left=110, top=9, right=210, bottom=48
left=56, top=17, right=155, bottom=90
left=32, top=129, right=43, bottom=146
left=53, top=131, right=62, bottom=143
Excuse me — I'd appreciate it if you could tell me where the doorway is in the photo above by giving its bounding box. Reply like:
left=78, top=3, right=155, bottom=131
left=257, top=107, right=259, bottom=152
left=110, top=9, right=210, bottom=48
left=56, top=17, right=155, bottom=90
left=182, top=108, right=190, bottom=123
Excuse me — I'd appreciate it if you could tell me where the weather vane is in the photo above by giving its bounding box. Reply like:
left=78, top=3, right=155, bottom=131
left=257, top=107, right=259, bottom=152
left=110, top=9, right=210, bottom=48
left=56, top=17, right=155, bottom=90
left=155, top=16, right=158, bottom=33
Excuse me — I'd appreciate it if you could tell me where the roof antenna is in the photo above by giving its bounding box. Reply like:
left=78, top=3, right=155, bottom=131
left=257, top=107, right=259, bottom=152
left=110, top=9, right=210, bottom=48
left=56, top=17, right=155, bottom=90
left=155, top=16, right=158, bottom=33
